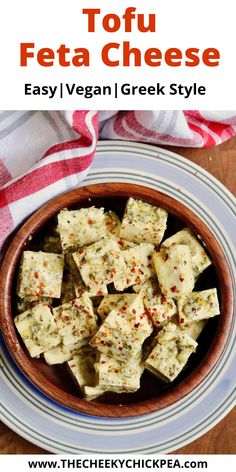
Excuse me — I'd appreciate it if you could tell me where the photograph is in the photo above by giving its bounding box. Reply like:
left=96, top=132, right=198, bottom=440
left=0, top=110, right=235, bottom=455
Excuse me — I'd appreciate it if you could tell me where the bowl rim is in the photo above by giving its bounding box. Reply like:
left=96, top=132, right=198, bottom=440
left=0, top=182, right=234, bottom=418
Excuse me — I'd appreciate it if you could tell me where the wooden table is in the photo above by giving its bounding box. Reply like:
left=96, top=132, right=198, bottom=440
left=1, top=137, right=236, bottom=454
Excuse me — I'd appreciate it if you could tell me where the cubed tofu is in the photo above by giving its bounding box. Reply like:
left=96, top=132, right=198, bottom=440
left=145, top=322, right=197, bottom=382
left=90, top=303, right=153, bottom=363
left=64, top=254, right=108, bottom=299
left=179, top=319, right=207, bottom=341
left=97, top=293, right=145, bottom=321
left=104, top=211, right=121, bottom=237
left=114, top=243, right=155, bottom=291
left=14, top=303, right=60, bottom=358
left=57, top=207, right=106, bottom=252
left=41, top=235, right=62, bottom=254
left=52, top=293, right=97, bottom=346
left=73, top=237, right=126, bottom=293
left=16, top=295, right=52, bottom=314
left=83, top=385, right=104, bottom=400
left=162, top=228, right=211, bottom=278
left=177, top=288, right=220, bottom=324
left=153, top=245, right=194, bottom=298
left=17, top=251, right=64, bottom=299
left=141, top=278, right=177, bottom=327
left=67, top=345, right=97, bottom=391
left=120, top=198, right=168, bottom=245
left=44, top=342, right=81, bottom=365
left=95, top=352, right=144, bottom=393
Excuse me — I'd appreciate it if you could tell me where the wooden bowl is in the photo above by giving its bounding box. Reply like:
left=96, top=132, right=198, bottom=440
left=0, top=183, right=233, bottom=417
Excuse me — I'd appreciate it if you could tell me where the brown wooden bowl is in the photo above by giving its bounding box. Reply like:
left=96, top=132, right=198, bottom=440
left=0, top=183, right=233, bottom=418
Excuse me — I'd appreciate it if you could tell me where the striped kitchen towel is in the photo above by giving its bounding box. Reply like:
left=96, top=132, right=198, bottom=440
left=0, top=109, right=236, bottom=255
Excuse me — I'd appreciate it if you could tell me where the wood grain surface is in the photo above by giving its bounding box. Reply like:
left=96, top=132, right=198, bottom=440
left=0, top=136, right=236, bottom=454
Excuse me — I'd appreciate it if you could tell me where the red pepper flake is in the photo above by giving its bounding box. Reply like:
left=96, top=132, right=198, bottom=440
left=134, top=322, right=140, bottom=328
left=171, top=285, right=177, bottom=293
left=130, top=267, right=135, bottom=273
left=132, top=309, right=137, bottom=314
left=147, top=255, right=152, bottom=260
left=101, top=361, right=106, bottom=364
left=147, top=263, right=153, bottom=269
left=118, top=346, right=123, bottom=351
left=34, top=272, right=39, bottom=279
left=180, top=318, right=185, bottom=324
left=88, top=219, right=93, bottom=224
left=163, top=253, right=169, bottom=262
left=38, top=282, right=46, bottom=296
left=64, top=315, right=70, bottom=321
left=179, top=276, right=185, bottom=282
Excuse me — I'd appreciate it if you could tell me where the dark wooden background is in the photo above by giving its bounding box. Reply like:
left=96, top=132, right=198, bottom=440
left=1, top=136, right=236, bottom=454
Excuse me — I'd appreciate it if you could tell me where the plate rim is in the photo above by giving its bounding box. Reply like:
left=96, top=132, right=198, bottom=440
left=0, top=139, right=235, bottom=454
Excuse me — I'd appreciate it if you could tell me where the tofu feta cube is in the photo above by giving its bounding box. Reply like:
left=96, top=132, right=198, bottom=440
left=97, top=293, right=145, bottom=321
left=105, top=211, right=121, bottom=237
left=114, top=243, right=155, bottom=291
left=57, top=207, right=106, bottom=252
left=83, top=385, right=104, bottom=400
left=44, top=341, right=81, bottom=365
left=180, top=319, right=207, bottom=341
left=162, top=227, right=211, bottom=278
left=120, top=198, right=168, bottom=245
left=153, top=245, right=194, bottom=298
left=64, top=253, right=104, bottom=298
left=177, top=288, right=220, bottom=324
left=95, top=352, right=144, bottom=393
left=14, top=303, right=60, bottom=358
left=16, top=295, right=52, bottom=314
left=73, top=237, right=126, bottom=293
left=90, top=303, right=153, bottom=363
left=140, top=278, right=177, bottom=327
left=67, top=345, right=97, bottom=391
left=17, top=251, right=64, bottom=299
left=145, top=322, right=197, bottom=382
left=52, top=293, right=97, bottom=346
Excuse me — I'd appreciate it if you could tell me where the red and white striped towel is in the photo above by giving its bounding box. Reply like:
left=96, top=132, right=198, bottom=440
left=0, top=110, right=236, bottom=256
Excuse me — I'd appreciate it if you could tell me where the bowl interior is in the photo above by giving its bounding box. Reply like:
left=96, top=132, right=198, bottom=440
left=11, top=196, right=220, bottom=404
left=0, top=183, right=233, bottom=417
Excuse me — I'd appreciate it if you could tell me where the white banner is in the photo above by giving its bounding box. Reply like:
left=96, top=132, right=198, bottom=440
left=0, top=0, right=235, bottom=109
left=0, top=454, right=236, bottom=471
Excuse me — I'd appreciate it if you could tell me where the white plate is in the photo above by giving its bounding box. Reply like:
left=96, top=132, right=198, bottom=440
left=0, top=140, right=236, bottom=454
